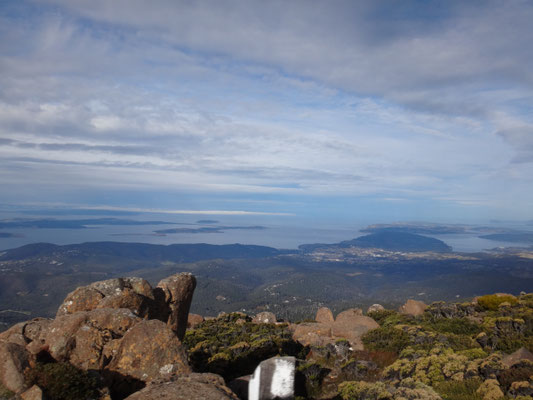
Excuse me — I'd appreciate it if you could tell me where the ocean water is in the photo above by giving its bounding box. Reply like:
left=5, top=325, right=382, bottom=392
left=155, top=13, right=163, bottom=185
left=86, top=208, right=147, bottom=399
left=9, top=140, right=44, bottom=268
left=0, top=212, right=531, bottom=252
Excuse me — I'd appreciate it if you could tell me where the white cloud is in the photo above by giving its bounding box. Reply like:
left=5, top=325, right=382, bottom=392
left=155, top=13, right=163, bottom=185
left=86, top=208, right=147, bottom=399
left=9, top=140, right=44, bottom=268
left=0, top=0, right=532, bottom=218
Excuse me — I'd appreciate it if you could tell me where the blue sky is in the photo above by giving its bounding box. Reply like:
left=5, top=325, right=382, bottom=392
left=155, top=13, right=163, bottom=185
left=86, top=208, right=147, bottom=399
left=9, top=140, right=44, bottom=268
left=1, top=0, right=532, bottom=223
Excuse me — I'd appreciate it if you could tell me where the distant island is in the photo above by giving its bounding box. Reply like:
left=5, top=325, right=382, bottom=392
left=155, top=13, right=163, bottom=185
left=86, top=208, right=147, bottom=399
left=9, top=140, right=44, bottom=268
left=196, top=219, right=219, bottom=224
left=361, top=223, right=469, bottom=235
left=0, top=232, right=18, bottom=238
left=0, top=218, right=177, bottom=230
left=480, top=232, right=533, bottom=243
left=300, top=231, right=452, bottom=253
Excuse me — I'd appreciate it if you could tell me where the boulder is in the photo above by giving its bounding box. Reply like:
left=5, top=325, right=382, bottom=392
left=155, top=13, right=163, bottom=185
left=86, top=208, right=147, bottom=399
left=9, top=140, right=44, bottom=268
left=156, top=273, right=196, bottom=340
left=124, top=373, right=239, bottom=400
left=249, top=356, right=296, bottom=400
left=367, top=304, right=385, bottom=314
left=252, top=312, right=277, bottom=324
left=0, top=342, right=30, bottom=393
left=501, top=347, right=533, bottom=367
left=0, top=319, right=52, bottom=348
left=334, top=308, right=363, bottom=321
left=291, top=308, right=378, bottom=350
left=20, top=385, right=44, bottom=400
left=57, top=278, right=165, bottom=320
left=0, top=322, right=28, bottom=347
left=331, top=312, right=378, bottom=350
left=107, top=319, right=191, bottom=383
left=43, top=308, right=141, bottom=370
left=399, top=299, right=427, bottom=316
left=290, top=323, right=333, bottom=347
left=187, top=313, right=205, bottom=329
left=315, top=307, right=334, bottom=324
left=56, top=286, right=104, bottom=316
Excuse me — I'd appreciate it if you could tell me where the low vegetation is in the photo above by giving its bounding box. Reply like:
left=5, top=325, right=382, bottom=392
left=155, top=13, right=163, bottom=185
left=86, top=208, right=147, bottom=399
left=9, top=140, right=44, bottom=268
left=183, top=313, right=306, bottom=381
left=24, top=362, right=101, bottom=400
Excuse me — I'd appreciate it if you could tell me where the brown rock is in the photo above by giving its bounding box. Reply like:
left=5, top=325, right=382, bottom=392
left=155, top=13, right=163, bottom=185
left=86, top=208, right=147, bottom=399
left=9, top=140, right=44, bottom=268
left=290, top=323, right=333, bottom=347
left=315, top=307, right=334, bottom=324
left=107, top=319, right=191, bottom=383
left=124, top=373, right=239, bottom=400
left=335, top=308, right=363, bottom=322
left=56, top=286, right=104, bottom=316
left=0, top=319, right=53, bottom=357
left=252, top=312, right=277, bottom=324
left=187, top=313, right=204, bottom=329
left=20, top=385, right=44, bottom=400
left=0, top=322, right=27, bottom=346
left=331, top=314, right=378, bottom=350
left=57, top=278, right=163, bottom=320
left=43, top=309, right=141, bottom=370
left=501, top=347, right=533, bottom=367
left=156, top=273, right=196, bottom=340
left=0, top=342, right=30, bottom=393
left=22, top=319, right=52, bottom=343
left=398, top=299, right=427, bottom=316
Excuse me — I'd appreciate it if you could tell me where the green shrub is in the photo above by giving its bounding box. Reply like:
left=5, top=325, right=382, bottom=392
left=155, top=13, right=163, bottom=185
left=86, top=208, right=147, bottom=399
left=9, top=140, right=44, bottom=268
left=444, top=333, right=479, bottom=351
left=367, top=309, right=397, bottom=325
left=457, top=348, right=488, bottom=360
left=498, top=363, right=533, bottom=391
left=433, top=378, right=483, bottom=400
left=338, top=381, right=391, bottom=400
left=477, top=294, right=518, bottom=311
left=297, top=362, right=331, bottom=398
left=368, top=310, right=413, bottom=328
left=184, top=313, right=306, bottom=380
left=422, top=317, right=483, bottom=336
left=361, top=327, right=409, bottom=353
left=493, top=334, right=533, bottom=353
left=25, top=362, right=100, bottom=400
left=362, top=326, right=410, bottom=354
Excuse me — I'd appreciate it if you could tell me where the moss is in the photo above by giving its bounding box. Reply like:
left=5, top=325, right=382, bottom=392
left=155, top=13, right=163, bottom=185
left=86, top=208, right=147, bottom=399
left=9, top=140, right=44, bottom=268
left=433, top=378, right=484, bottom=400
left=478, top=295, right=518, bottom=311
left=24, top=362, right=100, bottom=400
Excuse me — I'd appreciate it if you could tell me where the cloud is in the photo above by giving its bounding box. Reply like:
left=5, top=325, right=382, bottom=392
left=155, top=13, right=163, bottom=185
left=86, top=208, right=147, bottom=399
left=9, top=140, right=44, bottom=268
left=497, top=126, right=533, bottom=163
left=0, top=0, right=532, bottom=219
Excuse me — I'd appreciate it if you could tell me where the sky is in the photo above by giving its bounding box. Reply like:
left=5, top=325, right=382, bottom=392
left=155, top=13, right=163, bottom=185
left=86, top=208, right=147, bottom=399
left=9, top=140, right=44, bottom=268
left=1, top=0, right=533, bottom=224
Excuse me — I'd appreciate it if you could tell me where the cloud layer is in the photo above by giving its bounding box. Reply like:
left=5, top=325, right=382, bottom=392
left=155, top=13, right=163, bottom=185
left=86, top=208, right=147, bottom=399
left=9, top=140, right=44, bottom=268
left=1, top=0, right=532, bottom=220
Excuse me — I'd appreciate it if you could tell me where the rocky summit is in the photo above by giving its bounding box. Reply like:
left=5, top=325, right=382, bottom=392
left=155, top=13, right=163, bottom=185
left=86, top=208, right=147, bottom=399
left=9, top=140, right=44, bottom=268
left=0, top=275, right=532, bottom=400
